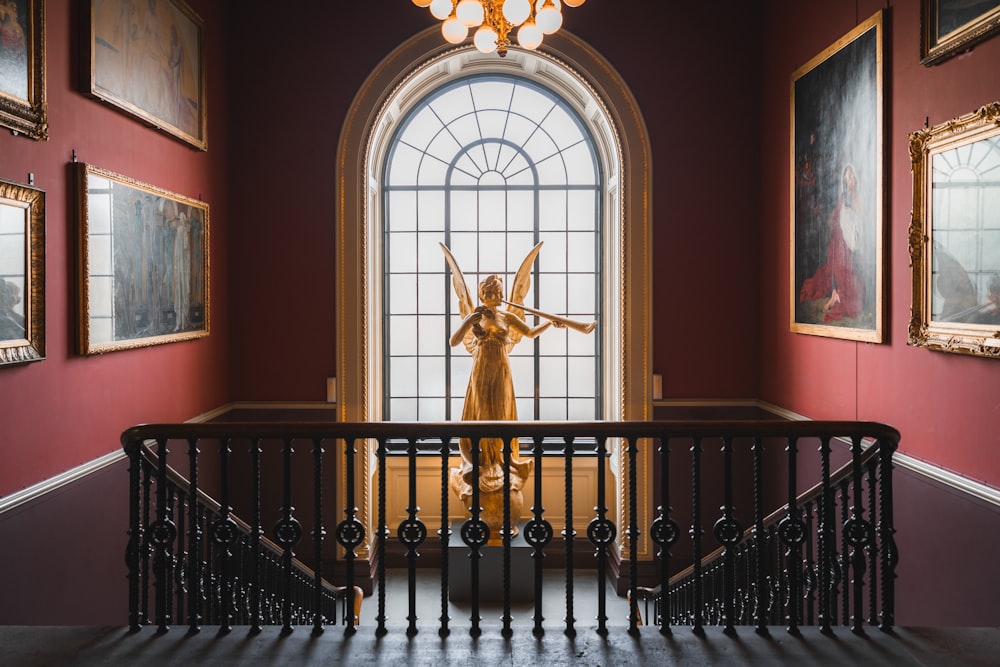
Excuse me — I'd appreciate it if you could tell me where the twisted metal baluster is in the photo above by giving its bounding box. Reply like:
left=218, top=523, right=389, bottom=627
left=377, top=436, right=388, bottom=636
left=817, top=436, right=833, bottom=635
left=213, top=437, right=242, bottom=635
left=525, top=433, right=552, bottom=637
left=878, top=437, right=897, bottom=632
left=249, top=437, right=263, bottom=635
left=845, top=435, right=870, bottom=634
left=502, top=435, right=513, bottom=637
left=626, top=435, right=641, bottom=636
left=125, top=436, right=144, bottom=632
left=803, top=501, right=816, bottom=626
left=275, top=438, right=303, bottom=636
left=752, top=436, right=768, bottom=635
left=336, top=437, right=365, bottom=635
left=461, top=436, right=488, bottom=637
left=400, top=437, right=427, bottom=637
left=186, top=438, right=202, bottom=634
left=777, top=436, right=804, bottom=636
left=311, top=437, right=326, bottom=636
left=563, top=436, right=576, bottom=637
left=838, top=478, right=850, bottom=627
left=714, top=435, right=743, bottom=636
left=866, top=456, right=878, bottom=627
left=690, top=436, right=704, bottom=636
left=588, top=435, right=617, bottom=635
left=438, top=436, right=451, bottom=638
left=150, top=438, right=178, bottom=634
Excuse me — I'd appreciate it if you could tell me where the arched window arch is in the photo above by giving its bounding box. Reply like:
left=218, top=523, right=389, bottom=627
left=382, top=73, right=602, bottom=422
left=336, top=28, right=653, bottom=561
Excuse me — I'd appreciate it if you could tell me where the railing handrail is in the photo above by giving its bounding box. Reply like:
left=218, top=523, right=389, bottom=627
left=122, top=419, right=901, bottom=445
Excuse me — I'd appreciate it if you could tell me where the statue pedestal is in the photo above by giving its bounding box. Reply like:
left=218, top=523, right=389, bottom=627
left=448, top=520, right=534, bottom=602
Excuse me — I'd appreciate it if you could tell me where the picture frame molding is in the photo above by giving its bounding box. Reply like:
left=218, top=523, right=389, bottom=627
left=789, top=10, right=886, bottom=343
left=0, top=178, right=45, bottom=366
left=77, top=163, right=209, bottom=355
left=86, top=0, right=207, bottom=150
left=907, top=101, right=1000, bottom=359
left=0, top=0, right=48, bottom=140
left=921, top=0, right=1000, bottom=66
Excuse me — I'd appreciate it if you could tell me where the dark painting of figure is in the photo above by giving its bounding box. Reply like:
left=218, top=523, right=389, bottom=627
left=0, top=0, right=29, bottom=101
left=792, top=13, right=883, bottom=341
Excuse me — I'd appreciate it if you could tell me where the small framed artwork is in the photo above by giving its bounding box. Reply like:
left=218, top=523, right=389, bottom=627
left=0, top=0, right=47, bottom=140
left=86, top=0, right=206, bottom=150
left=0, top=178, right=44, bottom=365
left=908, top=102, right=1000, bottom=359
left=921, top=0, right=1000, bottom=66
left=791, top=11, right=885, bottom=343
left=77, top=163, right=209, bottom=354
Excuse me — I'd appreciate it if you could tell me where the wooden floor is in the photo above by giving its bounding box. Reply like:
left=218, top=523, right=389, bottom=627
left=5, top=571, right=1000, bottom=666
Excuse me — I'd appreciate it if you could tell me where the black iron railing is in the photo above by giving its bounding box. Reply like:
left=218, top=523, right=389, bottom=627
left=122, top=420, right=898, bottom=637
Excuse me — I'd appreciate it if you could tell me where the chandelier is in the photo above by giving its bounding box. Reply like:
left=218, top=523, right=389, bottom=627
left=412, top=0, right=587, bottom=57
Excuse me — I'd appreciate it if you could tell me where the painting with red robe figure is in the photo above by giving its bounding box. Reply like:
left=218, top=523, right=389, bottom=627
left=791, top=10, right=884, bottom=343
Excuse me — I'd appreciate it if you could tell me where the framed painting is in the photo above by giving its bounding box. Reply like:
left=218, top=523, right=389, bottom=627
left=86, top=0, right=206, bottom=150
left=0, top=0, right=47, bottom=140
left=0, top=178, right=44, bottom=365
left=791, top=11, right=885, bottom=342
left=77, top=163, right=209, bottom=354
left=921, top=0, right=1000, bottom=66
left=908, top=102, right=1000, bottom=358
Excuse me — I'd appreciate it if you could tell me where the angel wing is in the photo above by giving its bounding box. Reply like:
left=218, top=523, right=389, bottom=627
left=505, top=241, right=544, bottom=348
left=440, top=243, right=477, bottom=352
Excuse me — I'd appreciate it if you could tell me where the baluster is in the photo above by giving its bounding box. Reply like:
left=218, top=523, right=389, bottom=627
left=524, top=432, right=552, bottom=637
left=335, top=437, right=365, bottom=635
left=838, top=478, right=850, bottom=627
left=650, top=435, right=679, bottom=635
left=400, top=437, right=427, bottom=637
left=627, top=435, right=640, bottom=636
left=878, top=436, right=897, bottom=632
left=149, top=439, right=178, bottom=633
left=275, top=438, right=303, bottom=635
left=751, top=436, right=768, bottom=635
left=803, top=501, right=816, bottom=625
left=125, top=436, right=144, bottom=632
left=213, top=437, right=241, bottom=635
left=778, top=436, right=804, bottom=635
left=845, top=435, right=870, bottom=634
left=249, top=437, right=263, bottom=635
left=501, top=435, right=513, bottom=637
left=175, top=489, right=187, bottom=632
left=376, top=436, right=388, bottom=636
left=461, top=436, right=487, bottom=637
left=588, top=435, right=616, bottom=635
left=714, top=435, right=743, bottom=636
left=690, top=436, right=704, bottom=636
left=816, top=436, right=833, bottom=634
left=563, top=436, right=576, bottom=637
left=185, top=438, right=202, bottom=633
left=866, top=456, right=878, bottom=627
left=438, top=436, right=450, bottom=638
left=311, top=437, right=326, bottom=636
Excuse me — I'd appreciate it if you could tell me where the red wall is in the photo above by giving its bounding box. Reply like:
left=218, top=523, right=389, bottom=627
left=0, top=0, right=231, bottom=497
left=224, top=3, right=763, bottom=403
left=759, top=1, right=1000, bottom=488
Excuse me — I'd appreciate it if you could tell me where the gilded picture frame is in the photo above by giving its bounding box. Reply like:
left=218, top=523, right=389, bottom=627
left=921, top=0, right=1000, bottom=66
left=0, top=0, right=47, bottom=140
left=77, top=163, right=209, bottom=354
left=0, top=178, right=44, bottom=365
left=908, top=102, right=1000, bottom=359
left=791, top=11, right=885, bottom=343
left=86, top=0, right=206, bottom=150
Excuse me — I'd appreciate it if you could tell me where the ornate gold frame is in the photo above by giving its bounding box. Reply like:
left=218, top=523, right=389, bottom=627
left=86, top=0, right=207, bottom=150
left=0, top=0, right=47, bottom=140
left=921, top=0, right=1000, bottom=66
left=908, top=102, right=1000, bottom=358
left=77, top=163, right=209, bottom=354
left=0, top=178, right=45, bottom=366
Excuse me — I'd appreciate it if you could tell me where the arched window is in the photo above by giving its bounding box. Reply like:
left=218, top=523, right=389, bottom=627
left=382, top=74, right=602, bottom=422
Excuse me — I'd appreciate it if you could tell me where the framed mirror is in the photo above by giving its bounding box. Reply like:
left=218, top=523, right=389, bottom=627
left=0, top=178, right=45, bottom=366
left=908, top=102, right=1000, bottom=358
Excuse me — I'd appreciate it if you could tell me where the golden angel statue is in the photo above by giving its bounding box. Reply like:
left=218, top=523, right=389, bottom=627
left=440, top=241, right=596, bottom=542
